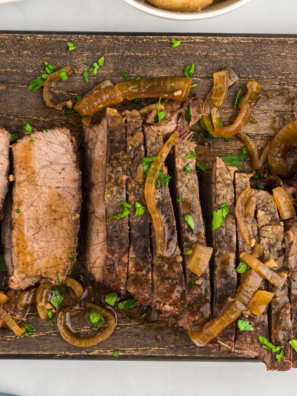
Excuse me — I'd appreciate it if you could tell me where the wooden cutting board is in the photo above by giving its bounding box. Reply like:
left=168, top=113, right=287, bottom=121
left=0, top=32, right=296, bottom=360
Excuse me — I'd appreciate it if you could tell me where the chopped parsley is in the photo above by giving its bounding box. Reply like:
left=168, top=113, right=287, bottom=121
left=28, top=76, right=45, bottom=93
left=98, top=56, right=105, bottom=67
left=185, top=215, right=195, bottom=231
left=234, top=89, right=242, bottom=108
left=118, top=298, right=138, bottom=309
left=10, top=132, right=20, bottom=143
left=176, top=197, right=180, bottom=204
left=185, top=165, right=192, bottom=175
left=21, top=322, right=34, bottom=334
left=24, top=121, right=33, bottom=134
left=50, top=320, right=54, bottom=327
left=185, top=106, right=191, bottom=123
left=171, top=39, right=181, bottom=48
left=50, top=286, right=65, bottom=309
left=252, top=171, right=261, bottom=179
left=224, top=138, right=230, bottom=142
left=190, top=279, right=195, bottom=285
left=105, top=293, right=118, bottom=306
left=289, top=339, right=297, bottom=353
left=59, top=69, right=68, bottom=81
left=257, top=185, right=265, bottom=190
left=82, top=60, right=89, bottom=66
left=67, top=42, right=78, bottom=52
left=57, top=272, right=62, bottom=283
left=83, top=71, right=89, bottom=83
left=140, top=312, right=147, bottom=320
left=242, top=147, right=248, bottom=155
left=65, top=108, right=76, bottom=115
left=212, top=203, right=229, bottom=232
left=89, top=62, right=100, bottom=76
left=135, top=202, right=146, bottom=216
left=131, top=257, right=135, bottom=261
left=158, top=97, right=167, bottom=123
left=44, top=61, right=56, bottom=75
left=133, top=98, right=142, bottom=104
left=237, top=319, right=254, bottom=331
left=111, top=201, right=132, bottom=219
left=220, top=154, right=246, bottom=167
left=191, top=83, right=198, bottom=88
left=47, top=311, right=53, bottom=320
left=185, top=64, right=194, bottom=78
left=88, top=310, right=106, bottom=327
left=196, top=163, right=211, bottom=172
left=184, top=150, right=197, bottom=159
left=156, top=171, right=171, bottom=187
left=0, top=254, right=7, bottom=272
left=121, top=71, right=129, bottom=81
left=29, top=139, right=35, bottom=144
left=113, top=351, right=119, bottom=357
left=142, top=156, right=156, bottom=163
left=236, top=261, right=250, bottom=274
left=16, top=209, right=21, bottom=213
left=77, top=95, right=82, bottom=102
left=258, top=336, right=284, bottom=363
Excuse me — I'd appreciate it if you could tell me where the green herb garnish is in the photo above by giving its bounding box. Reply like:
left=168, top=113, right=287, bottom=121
left=289, top=340, right=297, bottom=353
left=257, top=185, right=265, bottom=190
left=10, top=133, right=20, bottom=143
left=59, top=69, right=68, bottom=81
left=171, top=39, right=181, bottom=48
left=190, top=279, right=195, bottom=285
left=185, top=215, right=195, bottom=231
left=82, top=60, right=89, bottom=66
left=234, top=89, right=242, bottom=108
left=89, top=62, right=99, bottom=75
left=224, top=138, right=230, bottom=142
left=185, top=165, right=192, bottom=175
left=142, top=157, right=156, bottom=163
left=242, top=147, right=248, bottom=155
left=57, top=272, right=62, bottom=283
left=135, top=202, right=146, bottom=216
left=0, top=254, right=7, bottom=272
left=118, top=298, right=138, bottom=310
left=212, top=203, right=229, bottom=231
left=220, top=154, right=246, bottom=167
left=29, top=138, right=35, bottom=144
left=83, top=71, right=89, bottom=83
left=105, top=293, right=118, bottom=306
left=88, top=310, right=106, bottom=327
left=67, top=42, right=78, bottom=52
left=50, top=320, right=54, bottom=327
left=158, top=97, right=166, bottom=123
left=185, top=106, right=191, bottom=123
left=65, top=108, right=76, bottom=115
left=50, top=294, right=65, bottom=309
left=44, top=61, right=56, bottom=75
left=111, top=201, right=132, bottom=219
left=236, top=261, right=250, bottom=274
left=16, top=209, right=21, bottom=213
left=176, top=197, right=180, bottom=204
left=121, top=71, right=128, bottom=81
left=98, top=56, right=105, bottom=67
left=184, top=150, right=197, bottom=159
left=258, top=336, right=284, bottom=363
left=196, top=163, right=211, bottom=172
left=140, top=312, right=147, bottom=320
left=156, top=171, right=171, bottom=187
left=237, top=319, right=254, bottom=331
left=22, top=322, right=34, bottom=333
left=47, top=311, right=53, bottom=320
left=185, top=64, right=194, bottom=78
left=191, top=83, right=198, bottom=88
left=28, top=76, right=45, bottom=93
left=252, top=171, right=261, bottom=179
left=24, top=121, right=33, bottom=134
left=113, top=351, right=119, bottom=357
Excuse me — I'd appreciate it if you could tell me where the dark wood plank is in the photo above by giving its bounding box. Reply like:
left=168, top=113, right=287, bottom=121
left=0, top=33, right=296, bottom=360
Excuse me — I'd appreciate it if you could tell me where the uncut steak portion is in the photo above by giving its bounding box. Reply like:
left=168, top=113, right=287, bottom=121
left=0, top=129, right=10, bottom=220
left=200, top=158, right=237, bottom=350
left=143, top=124, right=185, bottom=318
left=124, top=110, right=153, bottom=304
left=233, top=174, right=270, bottom=364
left=170, top=140, right=211, bottom=330
left=101, top=108, right=130, bottom=295
left=9, top=129, right=82, bottom=290
left=80, top=117, right=108, bottom=281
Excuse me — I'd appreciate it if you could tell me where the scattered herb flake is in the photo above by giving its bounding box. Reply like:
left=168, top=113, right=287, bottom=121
left=50, top=294, right=65, bottom=309
left=257, top=185, right=265, bottom=190
left=242, top=147, right=248, bottom=155
left=50, top=320, right=54, bottom=327
left=135, top=202, right=146, bottom=216
left=57, top=272, right=62, bottom=283
left=83, top=71, right=89, bottom=83
left=176, top=197, right=180, bottom=204
left=191, top=83, right=198, bottom=88
left=42, top=74, right=48, bottom=79
left=184, top=150, right=197, bottom=159
left=29, top=138, right=35, bottom=144
left=185, top=64, right=194, bottom=78
left=156, top=171, right=171, bottom=187
left=276, top=347, right=285, bottom=364
left=258, top=336, right=282, bottom=353
left=16, top=209, right=21, bottom=213
left=24, top=121, right=33, bottom=134
left=252, top=171, right=261, bottom=179
left=224, top=138, right=230, bottom=142
left=121, top=71, right=128, bottom=81
left=185, top=106, right=191, bottom=123
left=118, top=298, right=138, bottom=310
left=67, top=42, right=78, bottom=52
left=220, top=155, right=246, bottom=167
left=212, top=203, right=229, bottom=231
left=111, top=201, right=132, bottom=219
left=237, top=319, right=254, bottom=331
left=59, top=69, right=68, bottom=81
left=65, top=107, right=76, bottom=115
left=47, top=311, right=53, bottom=320
left=68, top=253, right=73, bottom=258
left=171, top=39, right=181, bottom=48
left=89, top=62, right=99, bottom=76
left=190, top=279, right=195, bottom=285
left=0, top=254, right=7, bottom=272
left=28, top=76, right=45, bottom=93
left=105, top=293, right=118, bottom=306
left=289, top=339, right=297, bottom=353
left=236, top=261, right=250, bottom=274
left=98, top=56, right=105, bottom=67
left=140, top=312, right=147, bottom=320
left=185, top=165, right=192, bottom=175
left=88, top=310, right=104, bottom=326
left=44, top=61, right=56, bottom=75
left=196, top=163, right=211, bottom=172
left=10, top=133, right=20, bottom=143
left=142, top=156, right=156, bottom=163
left=82, top=60, right=89, bottom=66
left=234, top=89, right=242, bottom=108
left=185, top=214, right=195, bottom=231
left=21, top=322, right=34, bottom=333
left=158, top=97, right=167, bottom=123
left=113, top=351, right=119, bottom=357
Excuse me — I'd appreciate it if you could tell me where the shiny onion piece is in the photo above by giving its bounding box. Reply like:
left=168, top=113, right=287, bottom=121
left=17, top=287, right=38, bottom=308
left=186, top=243, right=213, bottom=277
left=0, top=308, right=25, bottom=336
left=268, top=120, right=297, bottom=175
left=134, top=164, right=145, bottom=185
left=252, top=243, right=264, bottom=259
left=145, top=131, right=180, bottom=258
left=0, top=291, right=8, bottom=305
left=128, top=131, right=143, bottom=150
left=238, top=131, right=270, bottom=170
left=273, top=187, right=296, bottom=220
left=75, top=78, right=192, bottom=117
left=63, top=277, right=84, bottom=299
left=235, top=187, right=256, bottom=245
left=264, top=258, right=278, bottom=268
left=240, top=252, right=287, bottom=289
left=189, top=269, right=262, bottom=346
left=247, top=290, right=274, bottom=316
left=36, top=283, right=53, bottom=320
left=57, top=302, right=116, bottom=347
left=211, top=80, right=261, bottom=138
left=43, top=65, right=80, bottom=111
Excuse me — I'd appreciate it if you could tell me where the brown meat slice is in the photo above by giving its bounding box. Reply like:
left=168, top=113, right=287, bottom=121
left=1, top=190, right=13, bottom=277
left=80, top=117, right=108, bottom=281
left=143, top=124, right=185, bottom=317
left=177, top=95, right=203, bottom=137
left=285, top=218, right=297, bottom=368
left=9, top=128, right=82, bottom=290
left=200, top=158, right=237, bottom=350
left=170, top=140, right=211, bottom=330
left=233, top=173, right=269, bottom=364
left=101, top=108, right=129, bottom=295
left=124, top=110, right=153, bottom=304
left=0, top=129, right=10, bottom=220
left=256, top=190, right=280, bottom=228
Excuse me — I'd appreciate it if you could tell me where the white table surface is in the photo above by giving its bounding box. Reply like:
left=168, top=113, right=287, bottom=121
left=1, top=1, right=297, bottom=395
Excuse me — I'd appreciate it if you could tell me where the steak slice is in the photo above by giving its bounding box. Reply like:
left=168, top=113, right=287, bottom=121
left=200, top=158, right=237, bottom=350
left=102, top=108, right=129, bottom=295
left=285, top=218, right=297, bottom=368
left=80, top=117, right=108, bottom=281
left=2, top=189, right=13, bottom=277
left=233, top=173, right=270, bottom=363
left=143, top=124, right=185, bottom=317
left=124, top=110, right=153, bottom=304
left=0, top=129, right=10, bottom=220
left=9, top=129, right=82, bottom=290
left=170, top=140, right=211, bottom=330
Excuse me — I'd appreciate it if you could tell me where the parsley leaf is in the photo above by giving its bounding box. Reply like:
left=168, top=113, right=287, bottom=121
left=98, top=56, right=105, bottom=67
left=24, top=121, right=33, bottom=134
left=185, top=165, right=192, bottom=175
left=237, top=319, right=254, bottom=331
left=118, top=298, right=138, bottom=309
left=224, top=138, right=230, bottom=142
left=113, top=351, right=119, bottom=357
left=234, top=89, right=242, bottom=108
left=0, top=254, right=7, bottom=272
left=89, top=62, right=99, bottom=76
left=258, top=336, right=282, bottom=353
left=171, top=39, right=181, bottom=48
left=190, top=279, right=195, bottom=285
left=28, top=76, right=45, bottom=93
left=65, top=108, right=77, bottom=115
left=252, top=171, right=261, bottom=179
left=176, top=197, right=180, bottom=204
left=156, top=171, right=171, bottom=187
left=142, top=157, right=156, bottom=163
left=184, top=150, right=197, bottom=159
left=121, top=71, right=128, bottom=81
left=289, top=339, right=297, bottom=352
left=236, top=261, right=250, bottom=274
left=185, top=106, right=191, bottom=123
left=111, top=201, right=132, bottom=219
left=135, top=202, right=146, bottom=216
left=158, top=97, right=167, bottom=123
left=82, top=60, right=89, bottom=66
left=185, top=215, right=195, bottom=231
left=21, top=322, right=34, bottom=333
left=10, top=132, right=20, bottom=143
left=44, top=61, right=56, bottom=75
left=47, top=311, right=53, bottom=320
left=57, top=272, right=62, bottom=283
left=257, top=185, right=265, bottom=190
left=29, top=139, right=35, bottom=144
left=105, top=293, right=118, bottom=306
left=88, top=310, right=105, bottom=326
left=242, top=147, right=248, bottom=155
left=16, top=209, right=21, bottom=213
left=212, top=203, right=229, bottom=231
left=276, top=348, right=284, bottom=364
left=50, top=294, right=65, bottom=309
left=59, top=69, right=68, bottom=82
left=83, top=71, right=89, bottom=83
left=191, top=83, right=198, bottom=88
left=220, top=154, right=246, bottom=167
left=67, top=42, right=78, bottom=52
left=196, top=163, right=211, bottom=172
left=185, top=64, right=194, bottom=78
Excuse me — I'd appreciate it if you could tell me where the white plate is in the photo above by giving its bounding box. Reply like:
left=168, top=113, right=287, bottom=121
left=122, top=0, right=251, bottom=21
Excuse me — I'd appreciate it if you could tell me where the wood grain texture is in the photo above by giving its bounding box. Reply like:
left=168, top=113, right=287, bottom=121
left=0, top=33, right=296, bottom=360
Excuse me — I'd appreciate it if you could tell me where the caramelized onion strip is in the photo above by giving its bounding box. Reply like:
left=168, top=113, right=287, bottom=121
left=273, top=187, right=296, bottom=220
left=238, top=131, right=270, bottom=171
left=186, top=243, right=213, bottom=277
left=0, top=308, right=25, bottom=336
left=36, top=283, right=52, bottom=320
left=247, top=290, right=274, bottom=316
left=235, top=187, right=255, bottom=245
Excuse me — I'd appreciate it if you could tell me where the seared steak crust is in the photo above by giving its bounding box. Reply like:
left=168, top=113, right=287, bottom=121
left=0, top=129, right=10, bottom=220
left=9, top=129, right=82, bottom=290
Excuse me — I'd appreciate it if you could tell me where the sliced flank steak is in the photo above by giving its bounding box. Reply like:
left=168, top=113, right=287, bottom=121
left=0, top=129, right=10, bottom=220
